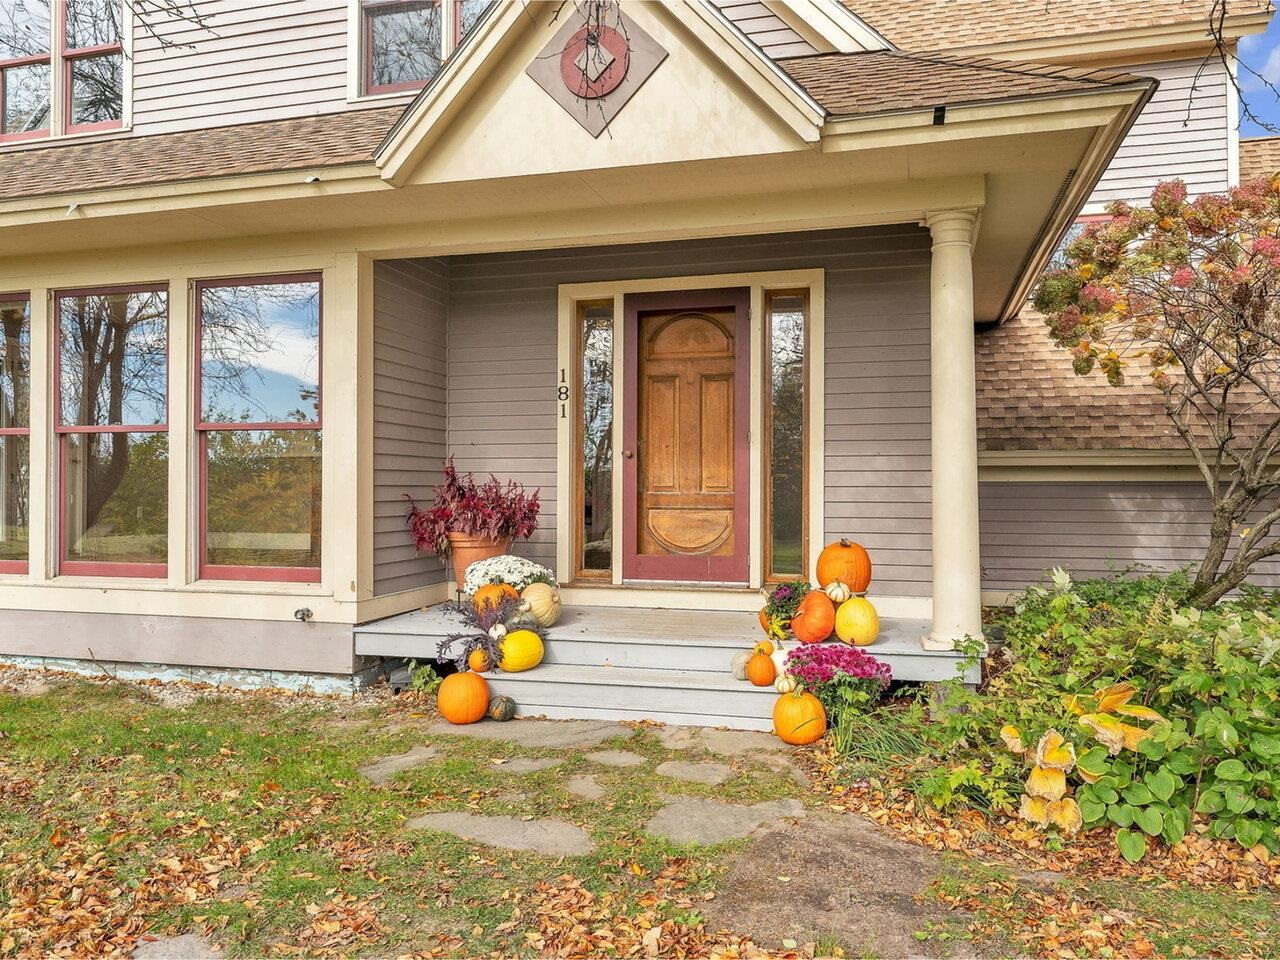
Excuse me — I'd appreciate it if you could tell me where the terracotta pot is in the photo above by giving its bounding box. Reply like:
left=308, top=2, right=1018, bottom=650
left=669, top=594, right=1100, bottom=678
left=446, top=532, right=511, bottom=589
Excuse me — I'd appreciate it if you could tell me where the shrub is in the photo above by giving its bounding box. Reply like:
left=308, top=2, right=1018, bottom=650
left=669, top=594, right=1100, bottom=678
left=832, top=569, right=1280, bottom=861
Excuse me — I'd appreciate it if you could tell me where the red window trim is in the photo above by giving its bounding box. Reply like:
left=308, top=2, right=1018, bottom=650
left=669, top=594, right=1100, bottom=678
left=61, top=25, right=125, bottom=136
left=194, top=273, right=323, bottom=584
left=0, top=291, right=31, bottom=573
left=53, top=282, right=169, bottom=579
left=0, top=51, right=52, bottom=144
left=362, top=0, right=443, bottom=96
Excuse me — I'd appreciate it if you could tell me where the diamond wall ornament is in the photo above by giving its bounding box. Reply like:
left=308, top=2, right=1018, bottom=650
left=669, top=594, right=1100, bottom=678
left=525, top=6, right=668, bottom=138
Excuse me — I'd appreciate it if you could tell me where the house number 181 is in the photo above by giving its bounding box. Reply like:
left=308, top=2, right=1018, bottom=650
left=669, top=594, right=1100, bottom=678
left=559, top=368, right=568, bottom=417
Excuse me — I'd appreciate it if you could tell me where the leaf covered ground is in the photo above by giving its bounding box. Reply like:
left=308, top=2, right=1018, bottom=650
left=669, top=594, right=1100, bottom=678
left=2, top=668, right=1278, bottom=959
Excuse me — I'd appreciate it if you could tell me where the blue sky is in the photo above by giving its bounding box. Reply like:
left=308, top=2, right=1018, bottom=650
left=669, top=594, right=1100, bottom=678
left=1240, top=18, right=1280, bottom=137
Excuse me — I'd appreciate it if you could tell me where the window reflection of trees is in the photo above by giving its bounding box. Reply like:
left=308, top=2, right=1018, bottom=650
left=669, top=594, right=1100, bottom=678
left=769, top=297, right=806, bottom=577
left=581, top=305, right=613, bottom=573
left=199, top=282, right=320, bottom=425
left=369, top=1, right=442, bottom=88
left=0, top=300, right=29, bottom=561
left=57, top=289, right=168, bottom=568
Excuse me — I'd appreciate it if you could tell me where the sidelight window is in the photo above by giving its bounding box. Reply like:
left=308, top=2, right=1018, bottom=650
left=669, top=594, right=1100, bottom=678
left=195, top=275, right=322, bottom=582
left=575, top=299, right=614, bottom=579
left=764, top=289, right=808, bottom=580
left=56, top=285, right=169, bottom=577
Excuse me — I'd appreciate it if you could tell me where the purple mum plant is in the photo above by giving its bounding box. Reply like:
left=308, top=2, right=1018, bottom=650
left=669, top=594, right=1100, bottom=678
left=785, top=643, right=892, bottom=724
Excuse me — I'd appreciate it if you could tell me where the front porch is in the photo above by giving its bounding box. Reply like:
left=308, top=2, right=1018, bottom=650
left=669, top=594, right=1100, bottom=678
left=355, top=604, right=979, bottom=731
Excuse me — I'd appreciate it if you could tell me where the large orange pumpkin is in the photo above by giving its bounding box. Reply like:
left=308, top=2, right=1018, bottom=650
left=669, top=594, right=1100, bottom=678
left=773, top=689, right=828, bottom=745
left=816, top=539, right=872, bottom=593
left=474, top=582, right=518, bottom=612
left=790, top=590, right=835, bottom=644
left=746, top=653, right=776, bottom=687
left=437, top=671, right=490, bottom=725
left=758, top=608, right=771, bottom=635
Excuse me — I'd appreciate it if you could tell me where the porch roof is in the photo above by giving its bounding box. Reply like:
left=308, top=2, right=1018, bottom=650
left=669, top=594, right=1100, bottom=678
left=777, top=51, right=1147, bottom=117
left=1242, top=136, right=1280, bottom=182
left=0, top=107, right=401, bottom=202
left=0, top=52, right=1146, bottom=204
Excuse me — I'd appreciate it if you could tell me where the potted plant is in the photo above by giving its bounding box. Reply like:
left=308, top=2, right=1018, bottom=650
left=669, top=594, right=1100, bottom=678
left=404, top=457, right=541, bottom=588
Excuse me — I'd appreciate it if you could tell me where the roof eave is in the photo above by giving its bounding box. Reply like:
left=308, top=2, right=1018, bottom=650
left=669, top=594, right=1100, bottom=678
left=994, top=79, right=1160, bottom=324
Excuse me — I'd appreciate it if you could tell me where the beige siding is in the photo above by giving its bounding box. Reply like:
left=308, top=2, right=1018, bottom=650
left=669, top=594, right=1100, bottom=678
left=131, top=0, right=416, bottom=135
left=709, top=1, right=818, bottom=57
left=442, top=224, right=933, bottom=594
left=373, top=259, right=449, bottom=597
left=1087, top=57, right=1231, bottom=209
left=979, top=480, right=1280, bottom=591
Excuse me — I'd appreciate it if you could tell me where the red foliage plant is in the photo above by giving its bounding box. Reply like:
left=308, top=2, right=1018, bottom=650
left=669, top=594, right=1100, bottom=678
left=404, top=457, right=540, bottom=557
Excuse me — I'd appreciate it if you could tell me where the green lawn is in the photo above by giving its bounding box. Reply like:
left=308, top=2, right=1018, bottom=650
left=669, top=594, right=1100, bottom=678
left=0, top=680, right=794, bottom=957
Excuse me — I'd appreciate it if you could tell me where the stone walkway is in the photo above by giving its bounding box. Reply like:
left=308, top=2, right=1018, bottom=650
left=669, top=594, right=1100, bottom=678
left=367, top=717, right=811, bottom=855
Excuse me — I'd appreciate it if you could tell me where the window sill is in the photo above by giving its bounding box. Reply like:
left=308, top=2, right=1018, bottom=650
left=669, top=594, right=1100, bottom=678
left=346, top=88, right=422, bottom=106
left=0, top=122, right=132, bottom=153
left=6, top=575, right=332, bottom=597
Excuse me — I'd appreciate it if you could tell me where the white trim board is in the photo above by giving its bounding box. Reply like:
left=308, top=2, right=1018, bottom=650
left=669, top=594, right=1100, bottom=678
left=556, top=268, right=826, bottom=593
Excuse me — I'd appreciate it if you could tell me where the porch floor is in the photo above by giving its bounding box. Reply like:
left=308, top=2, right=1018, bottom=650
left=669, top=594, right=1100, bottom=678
left=356, top=604, right=979, bottom=731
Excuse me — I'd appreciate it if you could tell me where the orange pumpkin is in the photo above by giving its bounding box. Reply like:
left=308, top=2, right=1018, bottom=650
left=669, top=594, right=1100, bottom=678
left=758, top=608, right=771, bottom=635
left=468, top=648, right=493, bottom=672
left=746, top=653, right=776, bottom=687
left=816, top=539, right=872, bottom=593
left=474, top=582, right=518, bottom=612
left=773, top=689, right=828, bottom=745
left=790, top=590, right=835, bottom=644
left=437, top=671, right=489, bottom=725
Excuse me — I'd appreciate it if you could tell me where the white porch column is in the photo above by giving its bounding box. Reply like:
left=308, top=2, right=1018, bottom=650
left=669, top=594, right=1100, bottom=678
left=924, top=209, right=983, bottom=650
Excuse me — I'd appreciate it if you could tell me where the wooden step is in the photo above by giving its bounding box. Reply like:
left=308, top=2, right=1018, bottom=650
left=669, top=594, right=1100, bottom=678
left=354, top=603, right=977, bottom=730
left=482, top=663, right=778, bottom=730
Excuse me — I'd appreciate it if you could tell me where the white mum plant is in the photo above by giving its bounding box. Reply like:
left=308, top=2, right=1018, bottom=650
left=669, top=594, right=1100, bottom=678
left=463, top=555, right=555, bottom=595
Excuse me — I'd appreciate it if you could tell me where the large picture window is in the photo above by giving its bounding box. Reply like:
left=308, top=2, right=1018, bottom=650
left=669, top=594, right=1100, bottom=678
left=0, top=294, right=30, bottom=572
left=764, top=289, right=808, bottom=581
left=196, top=275, right=322, bottom=582
left=55, top=285, right=168, bottom=577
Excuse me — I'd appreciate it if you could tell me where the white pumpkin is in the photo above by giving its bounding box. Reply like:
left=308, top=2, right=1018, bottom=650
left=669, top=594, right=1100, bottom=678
left=520, top=582, right=562, bottom=627
left=730, top=651, right=752, bottom=681
left=488, top=623, right=508, bottom=641
left=825, top=581, right=852, bottom=603
left=770, top=648, right=788, bottom=676
left=775, top=674, right=797, bottom=694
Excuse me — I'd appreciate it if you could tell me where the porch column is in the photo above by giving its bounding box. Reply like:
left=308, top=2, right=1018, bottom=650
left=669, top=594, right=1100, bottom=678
left=924, top=209, right=983, bottom=651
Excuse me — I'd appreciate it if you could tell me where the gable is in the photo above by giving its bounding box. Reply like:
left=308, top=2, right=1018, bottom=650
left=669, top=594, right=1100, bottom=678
left=377, top=1, right=825, bottom=188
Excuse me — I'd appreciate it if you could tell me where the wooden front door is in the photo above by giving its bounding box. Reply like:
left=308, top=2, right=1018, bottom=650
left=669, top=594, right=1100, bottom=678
left=622, top=289, right=750, bottom=583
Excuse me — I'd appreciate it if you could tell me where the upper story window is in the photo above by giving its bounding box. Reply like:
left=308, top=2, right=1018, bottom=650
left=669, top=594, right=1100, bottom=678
left=0, top=0, right=124, bottom=143
left=359, top=0, right=492, bottom=97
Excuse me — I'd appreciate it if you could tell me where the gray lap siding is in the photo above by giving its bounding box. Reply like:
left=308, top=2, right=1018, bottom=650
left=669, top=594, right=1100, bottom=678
left=435, top=224, right=935, bottom=595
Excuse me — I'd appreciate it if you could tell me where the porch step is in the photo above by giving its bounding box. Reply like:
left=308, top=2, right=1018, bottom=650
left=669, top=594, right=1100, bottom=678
left=354, top=603, right=978, bottom=730
left=482, top=663, right=778, bottom=731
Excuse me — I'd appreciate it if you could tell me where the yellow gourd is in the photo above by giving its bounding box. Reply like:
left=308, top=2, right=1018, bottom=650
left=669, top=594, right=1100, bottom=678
left=499, top=629, right=545, bottom=672
left=520, top=582, right=562, bottom=627
left=834, top=596, right=879, bottom=646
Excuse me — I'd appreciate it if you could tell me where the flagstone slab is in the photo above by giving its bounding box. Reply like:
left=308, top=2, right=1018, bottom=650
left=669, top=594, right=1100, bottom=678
left=409, top=811, right=595, bottom=856
left=427, top=718, right=629, bottom=749
left=358, top=745, right=438, bottom=785
left=493, top=757, right=563, bottom=774
left=645, top=796, right=804, bottom=844
left=585, top=749, right=645, bottom=767
left=655, top=760, right=733, bottom=785
left=133, top=934, right=220, bottom=959
left=655, top=726, right=788, bottom=756
left=567, top=774, right=606, bottom=800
